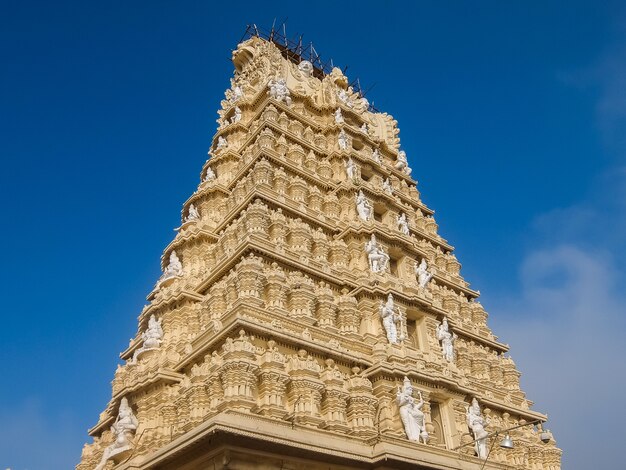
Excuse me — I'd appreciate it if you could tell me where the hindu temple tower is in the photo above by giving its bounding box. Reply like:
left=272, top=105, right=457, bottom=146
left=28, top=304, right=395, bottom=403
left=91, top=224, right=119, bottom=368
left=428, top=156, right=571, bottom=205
left=77, top=27, right=562, bottom=470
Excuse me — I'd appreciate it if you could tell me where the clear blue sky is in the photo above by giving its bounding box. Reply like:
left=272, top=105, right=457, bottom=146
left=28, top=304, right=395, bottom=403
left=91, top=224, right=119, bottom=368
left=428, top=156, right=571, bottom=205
left=1, top=1, right=625, bottom=468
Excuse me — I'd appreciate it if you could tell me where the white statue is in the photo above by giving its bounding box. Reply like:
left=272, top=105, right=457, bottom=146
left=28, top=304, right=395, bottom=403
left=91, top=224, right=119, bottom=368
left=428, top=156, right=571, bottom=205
left=355, top=190, right=373, bottom=221
left=186, top=203, right=200, bottom=222
left=397, top=377, right=429, bottom=444
left=382, top=177, right=393, bottom=195
left=337, top=89, right=353, bottom=108
left=397, top=213, right=410, bottom=235
left=334, top=108, right=344, bottom=124
left=130, top=314, right=164, bottom=363
left=395, top=150, right=412, bottom=175
left=346, top=158, right=357, bottom=180
left=379, top=294, right=404, bottom=344
left=160, top=251, right=183, bottom=281
left=360, top=123, right=368, bottom=134
left=231, top=106, right=242, bottom=124
left=365, top=234, right=390, bottom=273
left=338, top=129, right=349, bottom=150
left=268, top=78, right=292, bottom=106
left=216, top=136, right=228, bottom=151
left=204, top=166, right=216, bottom=182
left=95, top=397, right=138, bottom=469
left=436, top=317, right=457, bottom=362
left=372, top=148, right=382, bottom=164
left=466, top=398, right=489, bottom=459
left=415, top=259, right=433, bottom=288
left=231, top=85, right=243, bottom=102
left=298, top=60, right=313, bottom=77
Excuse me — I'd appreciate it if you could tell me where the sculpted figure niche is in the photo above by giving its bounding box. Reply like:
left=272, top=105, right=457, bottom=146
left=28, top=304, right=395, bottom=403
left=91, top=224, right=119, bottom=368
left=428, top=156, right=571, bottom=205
left=436, top=316, right=457, bottom=362
left=216, top=136, right=228, bottom=152
left=204, top=166, right=216, bottom=183
left=298, top=60, right=313, bottom=77
left=338, top=129, right=350, bottom=151
left=94, top=397, right=138, bottom=470
left=415, top=258, right=433, bottom=288
left=396, top=377, right=429, bottom=444
left=382, top=177, right=393, bottom=195
left=371, top=148, right=382, bottom=164
left=334, top=108, right=344, bottom=124
left=397, top=213, right=410, bottom=235
left=395, top=150, right=412, bottom=175
left=345, top=157, right=357, bottom=181
left=186, top=203, right=200, bottom=223
left=379, top=294, right=404, bottom=344
left=231, top=106, right=242, bottom=124
left=268, top=78, right=292, bottom=106
left=159, top=251, right=183, bottom=283
left=355, top=190, right=373, bottom=221
left=365, top=234, right=390, bottom=273
left=466, top=398, right=489, bottom=459
left=129, top=314, right=164, bottom=364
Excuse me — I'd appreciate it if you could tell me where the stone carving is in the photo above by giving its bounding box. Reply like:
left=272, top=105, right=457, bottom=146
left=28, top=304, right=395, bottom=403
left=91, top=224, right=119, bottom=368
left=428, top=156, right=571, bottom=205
left=395, top=150, right=412, bottom=175
left=298, top=60, right=313, bottom=77
left=129, top=314, right=163, bottom=364
left=360, top=123, right=368, bottom=134
left=379, top=294, right=404, bottom=344
left=160, top=251, right=183, bottom=282
left=396, top=377, right=429, bottom=444
left=231, top=85, right=243, bottom=102
left=365, top=234, right=390, bottom=273
left=95, top=397, right=138, bottom=470
left=355, top=190, right=373, bottom=221
left=186, top=203, right=200, bottom=222
left=345, top=158, right=357, bottom=180
left=217, top=136, right=228, bottom=151
left=231, top=106, right=242, bottom=124
left=334, top=108, right=344, bottom=124
left=337, top=89, right=353, bottom=108
left=371, top=148, right=382, bottom=164
left=338, top=129, right=349, bottom=151
left=415, top=258, right=433, bottom=288
left=466, top=398, right=489, bottom=459
left=436, top=317, right=457, bottom=362
left=204, top=166, right=216, bottom=182
left=397, top=213, right=410, bottom=235
left=268, top=78, right=292, bottom=106
left=382, top=177, right=393, bottom=195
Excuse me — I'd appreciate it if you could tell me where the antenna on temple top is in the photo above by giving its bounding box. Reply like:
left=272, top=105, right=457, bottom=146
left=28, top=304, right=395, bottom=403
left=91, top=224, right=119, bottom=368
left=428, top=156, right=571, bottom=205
left=269, top=18, right=277, bottom=40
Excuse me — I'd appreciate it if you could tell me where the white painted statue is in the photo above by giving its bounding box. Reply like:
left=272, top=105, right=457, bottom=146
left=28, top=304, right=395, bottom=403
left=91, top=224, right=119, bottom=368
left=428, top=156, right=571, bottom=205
left=337, top=89, right=353, bottom=108
left=298, top=60, right=313, bottom=77
left=338, top=129, right=349, bottom=150
left=334, top=108, right=344, bottom=124
left=397, top=377, right=429, bottom=444
left=216, top=136, right=228, bottom=151
left=372, top=148, right=382, bottom=164
left=397, top=212, right=410, bottom=235
left=355, top=190, right=373, bottom=221
left=382, top=177, right=393, bottom=195
left=360, top=123, right=368, bottom=134
left=186, top=203, right=200, bottom=222
left=365, top=234, right=390, bottom=273
left=231, top=85, right=243, bottom=102
left=130, top=314, right=164, bottom=363
left=415, top=258, right=433, bottom=288
left=395, top=150, right=412, bottom=175
left=231, top=106, right=242, bottom=124
left=161, top=250, right=183, bottom=281
left=95, top=397, right=138, bottom=469
left=204, top=166, right=216, bottom=182
left=466, top=398, right=489, bottom=459
left=436, top=317, right=457, bottom=362
left=268, top=78, right=292, bottom=106
left=345, top=157, right=357, bottom=180
left=379, top=294, right=404, bottom=344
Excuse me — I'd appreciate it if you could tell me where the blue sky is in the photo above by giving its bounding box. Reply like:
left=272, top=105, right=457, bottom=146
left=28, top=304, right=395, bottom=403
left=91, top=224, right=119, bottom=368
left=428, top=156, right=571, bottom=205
left=1, top=1, right=624, bottom=468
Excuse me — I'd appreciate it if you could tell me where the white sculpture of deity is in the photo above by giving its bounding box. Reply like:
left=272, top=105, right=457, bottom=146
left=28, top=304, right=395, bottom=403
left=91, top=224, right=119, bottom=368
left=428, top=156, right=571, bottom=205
left=395, top=150, right=412, bottom=175
left=130, top=314, right=164, bottom=363
left=95, top=397, right=138, bottom=469
left=466, top=398, right=489, bottom=459
left=397, top=213, right=410, bottom=235
left=204, top=166, right=216, bottom=182
left=436, top=317, right=457, bottom=362
left=216, top=136, right=228, bottom=151
left=231, top=85, right=243, bottom=102
left=379, top=294, right=404, bottom=344
left=396, top=377, right=429, bottom=444
left=334, top=108, right=344, bottom=124
left=231, top=106, right=242, bottom=124
left=298, top=60, right=313, bottom=77
left=382, top=177, right=393, bottom=195
left=186, top=203, right=200, bottom=222
left=360, top=123, right=369, bottom=134
left=355, top=190, right=373, bottom=221
left=160, top=251, right=183, bottom=281
left=346, top=158, right=357, bottom=180
left=372, top=148, right=382, bottom=164
left=337, top=89, right=353, bottom=108
left=338, top=129, right=349, bottom=151
left=365, top=234, right=390, bottom=273
left=268, top=78, right=292, bottom=106
left=415, top=258, right=433, bottom=288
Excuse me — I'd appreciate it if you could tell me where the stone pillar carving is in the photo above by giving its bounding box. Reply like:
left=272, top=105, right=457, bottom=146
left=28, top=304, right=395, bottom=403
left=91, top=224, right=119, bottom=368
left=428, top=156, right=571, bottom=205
left=346, top=368, right=378, bottom=437
left=218, top=330, right=259, bottom=412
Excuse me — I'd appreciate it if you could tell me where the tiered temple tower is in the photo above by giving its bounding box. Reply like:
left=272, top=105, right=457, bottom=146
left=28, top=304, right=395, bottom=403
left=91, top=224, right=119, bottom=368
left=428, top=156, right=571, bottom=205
left=78, top=32, right=561, bottom=470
